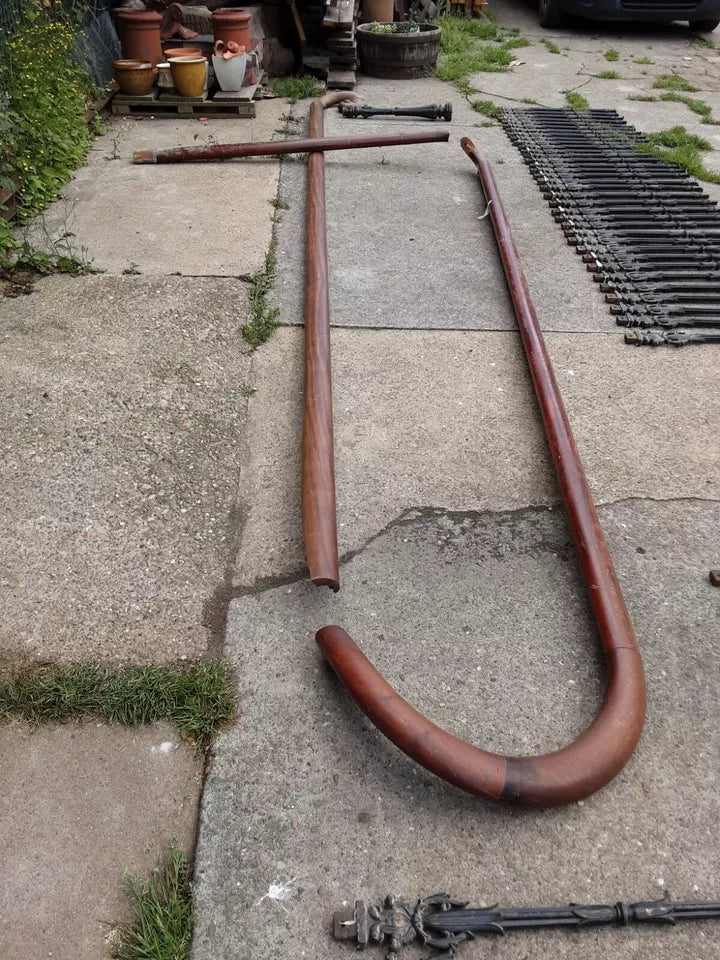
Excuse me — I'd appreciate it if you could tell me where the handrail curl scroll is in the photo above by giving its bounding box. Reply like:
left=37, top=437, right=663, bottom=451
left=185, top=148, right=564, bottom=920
left=315, top=139, right=646, bottom=807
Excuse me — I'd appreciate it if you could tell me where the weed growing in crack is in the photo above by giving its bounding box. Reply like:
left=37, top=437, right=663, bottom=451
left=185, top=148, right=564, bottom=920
left=0, top=662, right=235, bottom=749
left=472, top=99, right=502, bottom=120
left=542, top=39, right=560, bottom=54
left=114, top=847, right=193, bottom=960
left=596, top=70, right=621, bottom=79
left=637, top=125, right=720, bottom=184
left=653, top=73, right=699, bottom=92
left=659, top=92, right=718, bottom=124
left=565, top=90, right=589, bottom=111
left=242, top=236, right=280, bottom=347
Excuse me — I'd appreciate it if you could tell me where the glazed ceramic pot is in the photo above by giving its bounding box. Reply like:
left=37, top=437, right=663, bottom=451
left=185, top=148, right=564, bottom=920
left=115, top=11, right=163, bottom=65
left=212, top=8, right=251, bottom=49
left=156, top=62, right=175, bottom=91
left=212, top=52, right=247, bottom=91
left=113, top=59, right=156, bottom=96
left=169, top=56, right=207, bottom=97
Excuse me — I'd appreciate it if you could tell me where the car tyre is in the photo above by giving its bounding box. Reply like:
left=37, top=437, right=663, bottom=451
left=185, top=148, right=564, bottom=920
left=689, top=18, right=720, bottom=30
left=538, top=0, right=564, bottom=28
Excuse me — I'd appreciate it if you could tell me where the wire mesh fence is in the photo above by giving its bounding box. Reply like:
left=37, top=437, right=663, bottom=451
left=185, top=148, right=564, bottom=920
left=0, top=0, right=120, bottom=89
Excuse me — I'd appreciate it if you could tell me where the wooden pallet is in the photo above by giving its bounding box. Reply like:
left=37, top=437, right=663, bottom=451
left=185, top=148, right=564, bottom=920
left=112, top=80, right=262, bottom=118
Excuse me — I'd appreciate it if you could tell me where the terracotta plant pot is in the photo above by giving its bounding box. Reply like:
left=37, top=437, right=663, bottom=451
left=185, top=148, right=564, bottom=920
left=116, top=11, right=164, bottom=65
left=169, top=56, right=207, bottom=97
left=163, top=46, right=203, bottom=60
left=113, top=59, right=156, bottom=96
left=212, top=8, right=251, bottom=50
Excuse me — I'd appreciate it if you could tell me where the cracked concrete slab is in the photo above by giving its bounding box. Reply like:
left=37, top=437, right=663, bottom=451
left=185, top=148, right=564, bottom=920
left=0, top=721, right=201, bottom=960
left=230, top=326, right=719, bottom=588
left=26, top=100, right=287, bottom=276
left=193, top=498, right=720, bottom=960
left=0, top=274, right=252, bottom=666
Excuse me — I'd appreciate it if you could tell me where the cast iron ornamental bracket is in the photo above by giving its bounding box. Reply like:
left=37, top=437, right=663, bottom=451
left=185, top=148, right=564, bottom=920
left=314, top=138, right=646, bottom=807
left=332, top=893, right=720, bottom=956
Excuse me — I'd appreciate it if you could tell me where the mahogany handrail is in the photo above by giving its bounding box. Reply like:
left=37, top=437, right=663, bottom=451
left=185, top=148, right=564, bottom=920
left=315, top=138, right=646, bottom=807
left=132, top=130, right=449, bottom=164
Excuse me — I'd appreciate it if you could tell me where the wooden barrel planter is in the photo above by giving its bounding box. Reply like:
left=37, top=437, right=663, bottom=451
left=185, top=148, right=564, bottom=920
left=357, top=23, right=441, bottom=79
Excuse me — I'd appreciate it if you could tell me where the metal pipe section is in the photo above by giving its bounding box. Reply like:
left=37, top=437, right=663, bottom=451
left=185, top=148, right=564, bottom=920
left=132, top=129, right=450, bottom=164
left=315, top=138, right=646, bottom=807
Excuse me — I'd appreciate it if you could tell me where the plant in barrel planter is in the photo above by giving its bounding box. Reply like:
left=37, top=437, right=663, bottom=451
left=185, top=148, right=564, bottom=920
left=357, top=20, right=441, bottom=78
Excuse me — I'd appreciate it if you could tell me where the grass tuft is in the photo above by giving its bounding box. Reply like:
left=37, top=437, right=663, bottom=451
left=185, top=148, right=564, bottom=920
left=596, top=70, right=621, bottom=79
left=627, top=94, right=657, bottom=101
left=565, top=90, right=589, bottom=111
left=272, top=75, right=323, bottom=103
left=501, top=36, right=532, bottom=50
left=604, top=49, right=620, bottom=61
left=472, top=98, right=502, bottom=119
left=435, top=16, right=524, bottom=88
left=653, top=73, right=699, bottom=92
left=438, top=16, right=499, bottom=52
left=0, top=662, right=235, bottom=749
left=634, top=56, right=654, bottom=64
left=637, top=125, right=720, bottom=184
left=659, top=92, right=718, bottom=123
left=542, top=38, right=560, bottom=54
left=115, top=847, right=193, bottom=960
left=242, top=236, right=280, bottom=347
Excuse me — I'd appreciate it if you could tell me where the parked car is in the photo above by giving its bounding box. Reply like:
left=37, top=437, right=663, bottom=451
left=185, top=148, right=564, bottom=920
left=538, top=0, right=720, bottom=32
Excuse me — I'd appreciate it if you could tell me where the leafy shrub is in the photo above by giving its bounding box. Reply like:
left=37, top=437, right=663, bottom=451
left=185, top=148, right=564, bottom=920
left=0, top=1, right=95, bottom=265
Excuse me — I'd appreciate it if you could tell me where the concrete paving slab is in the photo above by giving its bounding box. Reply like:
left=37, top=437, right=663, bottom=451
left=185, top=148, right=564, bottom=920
left=0, top=721, right=201, bottom=960
left=26, top=100, right=287, bottom=277
left=230, top=326, right=720, bottom=587
left=0, top=275, right=252, bottom=666
left=272, top=75, right=607, bottom=334
left=193, top=498, right=720, bottom=960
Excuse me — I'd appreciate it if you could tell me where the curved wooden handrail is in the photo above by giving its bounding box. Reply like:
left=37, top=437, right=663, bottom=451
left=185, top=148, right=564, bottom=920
left=303, top=92, right=362, bottom=592
left=315, top=138, right=647, bottom=807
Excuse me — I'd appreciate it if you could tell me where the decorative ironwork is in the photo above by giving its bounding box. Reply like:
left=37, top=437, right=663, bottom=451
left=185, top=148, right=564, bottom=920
left=625, top=328, right=720, bottom=347
left=502, top=108, right=720, bottom=344
left=333, top=892, right=720, bottom=956
left=339, top=102, right=453, bottom=121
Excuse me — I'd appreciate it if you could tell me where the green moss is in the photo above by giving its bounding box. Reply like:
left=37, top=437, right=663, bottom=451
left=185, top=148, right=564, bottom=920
left=565, top=90, right=589, bottom=111
left=653, top=73, right=699, bottom=92
left=604, top=49, right=620, bottom=61
left=0, top=662, right=235, bottom=749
